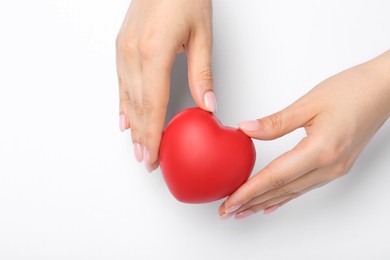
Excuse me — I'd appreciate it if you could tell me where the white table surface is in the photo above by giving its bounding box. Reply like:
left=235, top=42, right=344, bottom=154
left=1, top=0, right=389, bottom=259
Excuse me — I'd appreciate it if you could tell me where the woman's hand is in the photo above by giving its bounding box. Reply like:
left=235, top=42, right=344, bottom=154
left=116, top=0, right=216, bottom=172
left=220, top=51, right=390, bottom=219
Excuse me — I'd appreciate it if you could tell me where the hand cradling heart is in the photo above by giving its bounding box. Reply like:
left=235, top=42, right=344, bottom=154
left=159, top=107, right=256, bottom=203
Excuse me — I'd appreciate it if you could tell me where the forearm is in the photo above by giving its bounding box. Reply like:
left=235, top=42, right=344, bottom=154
left=366, top=50, right=390, bottom=120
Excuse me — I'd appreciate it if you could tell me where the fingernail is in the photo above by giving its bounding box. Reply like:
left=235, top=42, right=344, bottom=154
left=145, top=164, right=153, bottom=173
left=220, top=212, right=234, bottom=220
left=133, top=143, right=143, bottom=162
left=143, top=147, right=153, bottom=173
left=263, top=204, right=281, bottom=215
left=224, top=204, right=242, bottom=214
left=144, top=146, right=153, bottom=173
left=239, top=120, right=259, bottom=132
left=143, top=147, right=151, bottom=164
left=235, top=209, right=255, bottom=220
left=119, top=114, right=126, bottom=132
left=204, top=91, right=217, bottom=113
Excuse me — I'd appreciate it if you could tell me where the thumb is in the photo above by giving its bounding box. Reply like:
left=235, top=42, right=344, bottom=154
left=186, top=29, right=216, bottom=112
left=239, top=103, right=313, bottom=140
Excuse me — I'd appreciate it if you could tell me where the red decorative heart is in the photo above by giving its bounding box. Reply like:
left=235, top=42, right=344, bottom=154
left=159, top=107, right=256, bottom=203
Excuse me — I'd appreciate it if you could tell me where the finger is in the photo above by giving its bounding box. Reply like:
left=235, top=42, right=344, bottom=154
left=235, top=180, right=330, bottom=219
left=239, top=180, right=330, bottom=215
left=219, top=201, right=236, bottom=219
left=117, top=50, right=132, bottom=132
left=121, top=76, right=145, bottom=163
left=234, top=194, right=296, bottom=220
left=117, top=45, right=145, bottom=162
left=186, top=24, right=216, bottom=112
left=222, top=135, right=321, bottom=214
left=219, top=180, right=330, bottom=219
left=145, top=160, right=160, bottom=173
left=219, top=169, right=332, bottom=219
left=118, top=77, right=131, bottom=132
left=263, top=199, right=291, bottom=215
left=141, top=53, right=175, bottom=168
left=238, top=98, right=316, bottom=140
left=239, top=166, right=333, bottom=210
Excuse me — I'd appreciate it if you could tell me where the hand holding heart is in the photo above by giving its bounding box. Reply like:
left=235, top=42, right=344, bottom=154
left=220, top=51, right=390, bottom=219
left=158, top=51, right=390, bottom=220
left=116, top=0, right=214, bottom=172
left=116, top=0, right=390, bottom=221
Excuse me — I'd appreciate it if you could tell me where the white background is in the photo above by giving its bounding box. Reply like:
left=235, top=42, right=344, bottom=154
left=1, top=0, right=390, bottom=259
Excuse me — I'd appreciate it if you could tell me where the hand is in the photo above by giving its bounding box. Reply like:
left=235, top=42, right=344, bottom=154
left=116, top=0, right=216, bottom=172
left=219, top=50, right=390, bottom=219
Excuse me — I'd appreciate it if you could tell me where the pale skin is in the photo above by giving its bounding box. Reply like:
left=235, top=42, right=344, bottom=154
left=220, top=51, right=390, bottom=219
left=116, top=0, right=390, bottom=219
left=116, top=0, right=216, bottom=172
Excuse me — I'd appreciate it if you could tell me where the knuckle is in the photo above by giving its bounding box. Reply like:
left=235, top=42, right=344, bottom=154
left=116, top=33, right=137, bottom=56
left=273, top=187, right=292, bottom=198
left=317, top=143, right=341, bottom=167
left=138, top=35, right=160, bottom=60
left=290, top=191, right=302, bottom=199
left=308, top=135, right=342, bottom=167
left=141, top=98, right=156, bottom=115
left=133, top=100, right=144, bottom=118
left=261, top=200, right=277, bottom=210
left=198, top=65, right=214, bottom=83
left=138, top=42, right=154, bottom=60
left=330, top=160, right=353, bottom=179
left=269, top=174, right=286, bottom=189
left=144, top=129, right=156, bottom=142
left=273, top=188, right=288, bottom=198
left=311, top=131, right=355, bottom=168
left=267, top=113, right=283, bottom=132
left=119, top=89, right=131, bottom=105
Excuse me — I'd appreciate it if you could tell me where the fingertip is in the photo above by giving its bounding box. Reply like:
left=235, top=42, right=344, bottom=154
left=133, top=143, right=143, bottom=162
left=145, top=161, right=159, bottom=173
left=218, top=201, right=234, bottom=220
left=218, top=201, right=227, bottom=216
left=263, top=204, right=281, bottom=215
left=143, top=146, right=160, bottom=173
left=186, top=34, right=215, bottom=113
left=143, top=146, right=151, bottom=165
left=119, top=113, right=130, bottom=132
left=221, top=194, right=243, bottom=215
left=203, top=90, right=217, bottom=113
left=224, top=204, right=242, bottom=214
left=234, top=209, right=255, bottom=220
left=238, top=120, right=260, bottom=132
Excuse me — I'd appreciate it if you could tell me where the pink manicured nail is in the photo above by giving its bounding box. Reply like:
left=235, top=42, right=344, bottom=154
left=133, top=143, right=143, bottom=162
left=239, top=120, right=259, bottom=132
left=224, top=204, right=242, bottom=214
left=143, top=147, right=153, bottom=173
left=143, top=147, right=151, bottom=164
left=204, top=91, right=217, bottom=113
left=119, top=114, right=126, bottom=132
left=235, top=209, right=254, bottom=220
left=145, top=164, right=153, bottom=173
left=220, top=212, right=234, bottom=220
left=263, top=204, right=281, bottom=215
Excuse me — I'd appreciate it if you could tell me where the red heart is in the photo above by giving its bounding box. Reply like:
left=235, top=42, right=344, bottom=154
left=159, top=107, right=256, bottom=203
